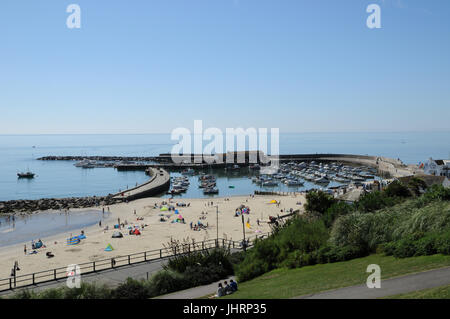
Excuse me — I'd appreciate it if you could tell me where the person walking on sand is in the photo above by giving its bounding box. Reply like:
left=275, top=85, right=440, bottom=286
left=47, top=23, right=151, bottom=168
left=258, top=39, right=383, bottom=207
left=24, top=245, right=27, bottom=255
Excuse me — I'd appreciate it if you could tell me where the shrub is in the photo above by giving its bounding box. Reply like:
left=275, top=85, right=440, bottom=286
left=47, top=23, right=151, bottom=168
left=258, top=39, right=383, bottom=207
left=322, top=202, right=353, bottom=228
left=146, top=270, right=189, bottom=297
left=384, top=180, right=412, bottom=198
left=112, top=278, right=150, bottom=299
left=305, top=190, right=336, bottom=216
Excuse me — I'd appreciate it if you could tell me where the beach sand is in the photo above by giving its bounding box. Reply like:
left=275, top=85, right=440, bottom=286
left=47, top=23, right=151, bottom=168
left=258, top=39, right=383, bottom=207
left=0, top=194, right=305, bottom=279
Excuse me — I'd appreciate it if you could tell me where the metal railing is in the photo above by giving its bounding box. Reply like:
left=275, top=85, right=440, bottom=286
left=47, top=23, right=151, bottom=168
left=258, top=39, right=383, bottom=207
left=0, top=233, right=271, bottom=292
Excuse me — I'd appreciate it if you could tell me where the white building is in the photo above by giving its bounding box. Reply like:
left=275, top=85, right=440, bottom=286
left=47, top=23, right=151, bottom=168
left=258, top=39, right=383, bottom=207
left=423, top=158, right=450, bottom=178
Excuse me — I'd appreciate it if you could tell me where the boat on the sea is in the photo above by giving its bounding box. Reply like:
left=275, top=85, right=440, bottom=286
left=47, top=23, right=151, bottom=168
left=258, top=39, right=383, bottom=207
left=17, top=171, right=35, bottom=179
left=262, top=180, right=278, bottom=187
left=74, top=159, right=97, bottom=168
left=284, top=179, right=304, bottom=186
left=203, top=187, right=219, bottom=195
left=314, top=176, right=330, bottom=185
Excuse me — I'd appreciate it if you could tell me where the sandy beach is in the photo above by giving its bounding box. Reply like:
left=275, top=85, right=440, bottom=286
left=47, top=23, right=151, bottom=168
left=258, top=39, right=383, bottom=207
left=0, top=194, right=305, bottom=279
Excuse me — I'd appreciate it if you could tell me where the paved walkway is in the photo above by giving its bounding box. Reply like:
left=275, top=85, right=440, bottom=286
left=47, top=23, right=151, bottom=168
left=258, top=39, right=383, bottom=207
left=112, top=168, right=170, bottom=201
left=0, top=258, right=168, bottom=297
left=296, top=266, right=450, bottom=299
left=154, top=276, right=236, bottom=299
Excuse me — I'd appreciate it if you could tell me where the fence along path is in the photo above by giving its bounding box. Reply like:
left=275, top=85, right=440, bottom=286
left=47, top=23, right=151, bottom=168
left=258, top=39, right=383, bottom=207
left=0, top=233, right=270, bottom=292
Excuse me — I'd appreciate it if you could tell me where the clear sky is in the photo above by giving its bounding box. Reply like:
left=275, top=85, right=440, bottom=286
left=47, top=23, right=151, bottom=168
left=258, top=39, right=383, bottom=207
left=1, top=0, right=449, bottom=134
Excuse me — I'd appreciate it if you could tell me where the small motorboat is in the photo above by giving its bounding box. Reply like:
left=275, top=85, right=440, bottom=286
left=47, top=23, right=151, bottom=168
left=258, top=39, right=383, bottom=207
left=17, top=171, right=35, bottom=179
left=203, top=188, right=219, bottom=195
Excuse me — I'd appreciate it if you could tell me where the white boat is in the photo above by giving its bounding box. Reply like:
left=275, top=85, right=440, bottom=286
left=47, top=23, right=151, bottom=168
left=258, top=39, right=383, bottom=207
left=314, top=177, right=330, bottom=185
left=285, top=180, right=304, bottom=186
left=263, top=181, right=278, bottom=187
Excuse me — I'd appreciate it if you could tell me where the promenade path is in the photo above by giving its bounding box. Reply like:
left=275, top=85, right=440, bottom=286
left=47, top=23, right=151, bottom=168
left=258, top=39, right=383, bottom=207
left=296, top=266, right=450, bottom=299
left=112, top=168, right=170, bottom=201
left=0, top=257, right=168, bottom=297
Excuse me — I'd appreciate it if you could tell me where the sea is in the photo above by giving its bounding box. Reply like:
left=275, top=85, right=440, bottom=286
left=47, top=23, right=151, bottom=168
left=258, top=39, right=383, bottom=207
left=0, top=132, right=449, bottom=202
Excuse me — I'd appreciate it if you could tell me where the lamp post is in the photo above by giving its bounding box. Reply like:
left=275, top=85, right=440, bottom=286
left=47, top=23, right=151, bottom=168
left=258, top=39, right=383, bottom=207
left=215, top=205, right=219, bottom=247
left=241, top=214, right=247, bottom=252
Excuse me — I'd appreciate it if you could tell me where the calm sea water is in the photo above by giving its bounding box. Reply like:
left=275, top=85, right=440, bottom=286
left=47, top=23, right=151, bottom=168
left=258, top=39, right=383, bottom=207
left=0, top=210, right=111, bottom=248
left=0, top=132, right=449, bottom=201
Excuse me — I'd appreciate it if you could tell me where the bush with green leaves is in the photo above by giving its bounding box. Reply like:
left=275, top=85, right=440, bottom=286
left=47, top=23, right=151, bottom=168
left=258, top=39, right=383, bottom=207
left=236, top=217, right=329, bottom=282
left=304, top=190, right=336, bottom=216
left=322, top=201, right=353, bottom=228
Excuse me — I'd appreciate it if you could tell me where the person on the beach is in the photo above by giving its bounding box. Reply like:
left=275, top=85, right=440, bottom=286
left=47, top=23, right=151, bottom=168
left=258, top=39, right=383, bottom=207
left=24, top=245, right=27, bottom=255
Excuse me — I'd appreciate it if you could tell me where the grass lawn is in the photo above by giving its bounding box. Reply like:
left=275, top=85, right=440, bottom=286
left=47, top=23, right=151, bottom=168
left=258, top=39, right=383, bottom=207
left=383, top=284, right=450, bottom=299
left=220, top=254, right=450, bottom=299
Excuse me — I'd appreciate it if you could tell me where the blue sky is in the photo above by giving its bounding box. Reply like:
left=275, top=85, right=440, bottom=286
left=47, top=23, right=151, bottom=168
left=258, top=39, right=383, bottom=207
left=0, top=0, right=449, bottom=134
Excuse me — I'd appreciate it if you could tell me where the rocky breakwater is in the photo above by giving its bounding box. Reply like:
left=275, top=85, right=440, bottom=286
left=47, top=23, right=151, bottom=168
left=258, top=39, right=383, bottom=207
left=0, top=195, right=122, bottom=214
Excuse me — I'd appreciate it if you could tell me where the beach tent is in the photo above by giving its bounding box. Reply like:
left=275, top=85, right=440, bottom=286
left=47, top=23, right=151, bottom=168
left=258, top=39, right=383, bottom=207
left=67, top=237, right=81, bottom=245
left=270, top=200, right=277, bottom=204
left=112, top=231, right=123, bottom=238
left=77, top=234, right=86, bottom=240
left=34, top=241, right=43, bottom=249
left=133, top=229, right=141, bottom=235
left=160, top=206, right=169, bottom=212
left=104, top=244, right=114, bottom=252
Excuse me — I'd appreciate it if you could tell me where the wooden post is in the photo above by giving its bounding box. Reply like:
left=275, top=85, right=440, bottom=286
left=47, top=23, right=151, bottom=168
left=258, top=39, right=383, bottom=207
left=160, top=249, right=162, bottom=259
left=32, top=273, right=35, bottom=285
left=144, top=252, right=147, bottom=261
left=128, top=255, right=131, bottom=265
left=54, top=269, right=57, bottom=280
left=93, top=262, right=96, bottom=272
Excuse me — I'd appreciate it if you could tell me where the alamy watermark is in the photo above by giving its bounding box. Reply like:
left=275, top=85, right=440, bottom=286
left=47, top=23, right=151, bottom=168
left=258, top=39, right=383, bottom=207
left=66, top=4, right=81, bottom=29
left=66, top=264, right=81, bottom=288
left=367, top=4, right=382, bottom=29
left=65, top=4, right=381, bottom=30
left=170, top=120, right=279, bottom=168
left=366, top=264, right=381, bottom=289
